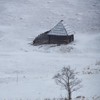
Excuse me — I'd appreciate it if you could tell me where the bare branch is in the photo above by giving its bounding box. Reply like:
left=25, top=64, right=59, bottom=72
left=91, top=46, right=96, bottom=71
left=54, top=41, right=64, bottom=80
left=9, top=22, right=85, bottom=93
left=53, top=66, right=82, bottom=100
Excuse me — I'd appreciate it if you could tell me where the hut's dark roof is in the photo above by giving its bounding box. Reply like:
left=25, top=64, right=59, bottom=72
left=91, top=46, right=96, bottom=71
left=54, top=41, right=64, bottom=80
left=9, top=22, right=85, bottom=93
left=47, top=20, right=68, bottom=36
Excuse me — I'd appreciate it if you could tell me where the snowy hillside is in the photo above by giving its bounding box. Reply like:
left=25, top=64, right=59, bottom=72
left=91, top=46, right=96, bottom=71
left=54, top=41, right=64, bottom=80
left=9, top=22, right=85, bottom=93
left=0, top=0, right=100, bottom=100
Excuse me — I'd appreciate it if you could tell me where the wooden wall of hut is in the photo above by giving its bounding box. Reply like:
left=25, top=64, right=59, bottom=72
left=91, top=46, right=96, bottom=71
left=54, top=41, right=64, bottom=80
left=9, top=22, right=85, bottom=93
left=33, top=31, right=74, bottom=45
left=48, top=34, right=74, bottom=44
left=33, top=32, right=49, bottom=45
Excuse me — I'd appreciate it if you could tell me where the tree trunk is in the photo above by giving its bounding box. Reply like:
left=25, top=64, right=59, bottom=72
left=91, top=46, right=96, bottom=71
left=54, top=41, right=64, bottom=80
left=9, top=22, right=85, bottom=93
left=68, top=91, right=71, bottom=100
left=67, top=77, right=71, bottom=100
left=68, top=88, right=71, bottom=100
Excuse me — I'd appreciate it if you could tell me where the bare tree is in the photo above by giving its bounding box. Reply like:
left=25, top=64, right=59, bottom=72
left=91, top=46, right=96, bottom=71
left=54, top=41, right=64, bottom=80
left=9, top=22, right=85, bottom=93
left=53, top=66, right=82, bottom=100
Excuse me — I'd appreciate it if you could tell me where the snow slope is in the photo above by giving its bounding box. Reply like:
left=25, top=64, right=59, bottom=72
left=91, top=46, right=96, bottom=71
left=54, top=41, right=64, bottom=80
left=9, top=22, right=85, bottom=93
left=0, top=0, right=100, bottom=99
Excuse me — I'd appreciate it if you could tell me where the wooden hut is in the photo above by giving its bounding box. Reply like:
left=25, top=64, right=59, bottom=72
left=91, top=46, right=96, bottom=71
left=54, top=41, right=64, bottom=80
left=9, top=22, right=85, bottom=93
left=33, top=20, right=74, bottom=45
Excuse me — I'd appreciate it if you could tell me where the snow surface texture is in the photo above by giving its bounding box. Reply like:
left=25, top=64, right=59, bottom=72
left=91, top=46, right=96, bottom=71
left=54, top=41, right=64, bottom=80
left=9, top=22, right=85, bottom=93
left=0, top=0, right=100, bottom=100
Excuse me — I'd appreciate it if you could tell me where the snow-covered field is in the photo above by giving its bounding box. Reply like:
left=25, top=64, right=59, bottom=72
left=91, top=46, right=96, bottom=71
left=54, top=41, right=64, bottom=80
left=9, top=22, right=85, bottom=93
left=0, top=0, right=100, bottom=100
